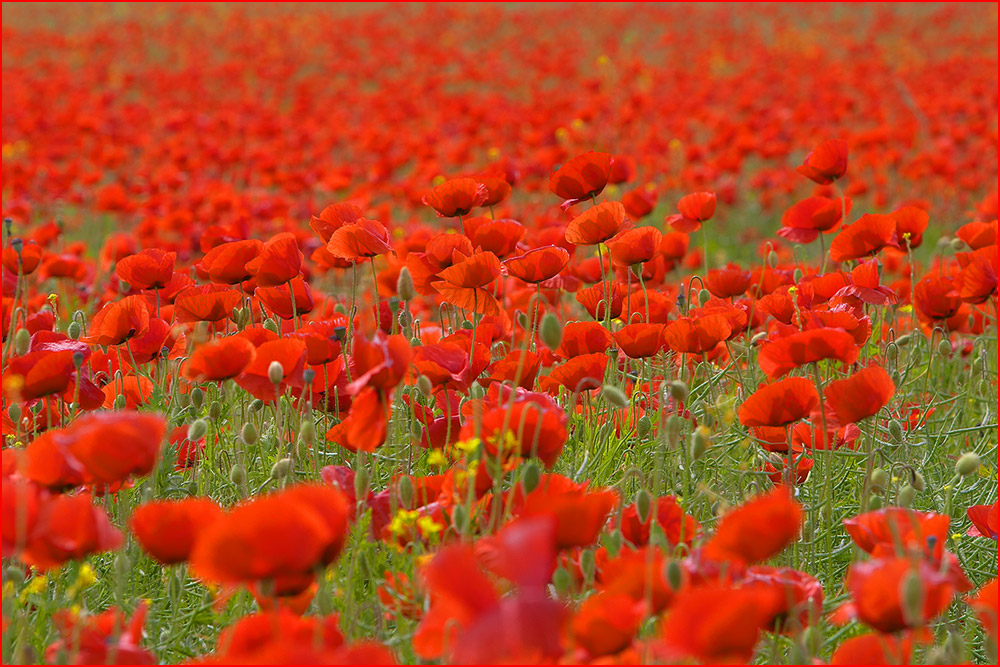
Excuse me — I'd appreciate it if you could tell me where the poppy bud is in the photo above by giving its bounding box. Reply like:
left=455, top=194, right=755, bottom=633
left=895, top=333, right=911, bottom=347
left=397, top=267, right=415, bottom=301
left=468, top=382, right=485, bottom=399
left=208, top=400, right=221, bottom=422
left=937, top=339, right=952, bottom=356
left=793, top=268, right=804, bottom=282
left=637, top=415, right=652, bottom=439
left=317, top=589, right=335, bottom=616
left=516, top=310, right=530, bottom=330
left=8, top=403, right=22, bottom=425
left=299, top=418, right=315, bottom=446
left=241, top=422, right=258, bottom=445
left=4, top=565, right=25, bottom=587
left=665, top=559, right=683, bottom=592
left=398, top=309, right=413, bottom=328
left=634, top=489, right=652, bottom=523
left=698, top=289, right=711, bottom=306
left=397, top=475, right=414, bottom=509
left=868, top=495, right=883, bottom=510
left=888, top=420, right=903, bottom=443
left=334, top=303, right=347, bottom=315
left=600, top=384, right=629, bottom=409
left=869, top=467, right=889, bottom=493
left=911, top=471, right=925, bottom=492
left=944, top=631, right=966, bottom=663
left=900, top=569, right=924, bottom=627
left=451, top=504, right=468, bottom=533
left=267, top=361, right=284, bottom=385
left=690, top=425, right=711, bottom=460
left=664, top=415, right=683, bottom=449
left=897, top=483, right=916, bottom=508
left=460, top=319, right=473, bottom=330
left=949, top=237, right=967, bottom=252
left=956, top=452, right=980, bottom=477
left=410, top=421, right=422, bottom=438
left=417, top=374, right=433, bottom=396
left=190, top=387, right=205, bottom=410
left=67, top=321, right=81, bottom=340
left=409, top=336, right=422, bottom=347
left=580, top=549, right=595, bottom=580
left=767, top=250, right=778, bottom=267
left=229, top=463, right=247, bottom=486
left=521, top=460, right=541, bottom=493
left=13, top=328, right=29, bottom=356
left=553, top=567, right=573, bottom=596
left=264, top=318, right=280, bottom=334
left=270, top=457, right=293, bottom=480
left=188, top=419, right=208, bottom=442
left=354, top=466, right=370, bottom=500
left=113, top=395, right=127, bottom=410
left=539, top=313, right=563, bottom=350
left=668, top=380, right=689, bottom=403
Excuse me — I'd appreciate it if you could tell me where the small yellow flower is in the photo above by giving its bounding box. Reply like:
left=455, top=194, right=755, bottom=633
left=454, top=437, right=481, bottom=456
left=596, top=54, right=610, bottom=66
left=427, top=450, right=447, bottom=467
left=432, top=174, right=447, bottom=187
left=19, top=575, right=47, bottom=603
left=67, top=563, right=98, bottom=597
left=570, top=118, right=585, bottom=132
left=389, top=509, right=420, bottom=536
left=417, top=516, right=443, bottom=538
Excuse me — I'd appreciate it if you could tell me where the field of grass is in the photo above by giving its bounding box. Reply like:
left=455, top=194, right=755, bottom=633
left=2, top=3, right=997, bottom=665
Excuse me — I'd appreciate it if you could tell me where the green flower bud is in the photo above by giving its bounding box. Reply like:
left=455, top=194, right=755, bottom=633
left=241, top=422, right=259, bottom=445
left=949, top=237, right=967, bottom=252
left=793, top=268, right=804, bottom=283
left=229, top=463, right=247, bottom=486
left=417, top=374, right=433, bottom=396
left=188, top=419, right=208, bottom=442
left=13, top=328, right=30, bottom=356
left=469, top=382, right=485, bottom=399
left=937, top=339, right=952, bottom=356
left=208, top=400, right=222, bottom=422
left=451, top=504, right=467, bottom=534
left=664, top=415, right=683, bottom=449
left=113, top=394, right=127, bottom=410
left=267, top=361, right=284, bottom=385
left=539, top=312, right=563, bottom=350
left=270, top=457, right=294, bottom=480
left=521, top=460, right=541, bottom=493
left=698, top=289, right=711, bottom=306
left=263, top=318, right=279, bottom=334
left=956, top=452, right=980, bottom=477
left=397, top=475, right=414, bottom=509
left=911, top=471, right=926, bottom=492
left=767, top=250, right=779, bottom=267
left=580, top=549, right=595, bottom=580
left=868, top=495, right=883, bottom=510
left=396, top=266, right=415, bottom=301
left=637, top=415, right=652, bottom=439
left=669, top=380, right=689, bottom=403
left=869, top=467, right=889, bottom=494
left=900, top=569, right=924, bottom=627
left=553, top=566, right=573, bottom=596
left=67, top=321, right=81, bottom=340
left=354, top=466, right=370, bottom=500
left=897, top=484, right=916, bottom=508
left=665, top=559, right=683, bottom=592
left=298, top=418, right=315, bottom=447
left=8, top=403, right=22, bottom=426
left=635, top=489, right=652, bottom=523
left=689, top=425, right=711, bottom=460
left=190, top=387, right=205, bottom=411
left=600, top=384, right=629, bottom=409
left=888, top=420, right=903, bottom=443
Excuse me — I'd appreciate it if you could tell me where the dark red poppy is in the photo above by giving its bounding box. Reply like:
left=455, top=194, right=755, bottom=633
left=703, top=487, right=803, bottom=564
left=504, top=246, right=570, bottom=284
left=549, top=151, right=614, bottom=207
left=130, top=498, right=224, bottom=565
left=665, top=191, right=716, bottom=233
left=796, top=138, right=848, bottom=184
left=245, top=232, right=303, bottom=287
left=967, top=501, right=999, bottom=539
left=565, top=200, right=629, bottom=246
left=422, top=177, right=488, bottom=218
left=830, top=214, right=897, bottom=263
left=84, top=295, right=151, bottom=346
left=757, top=327, right=859, bottom=378
left=739, top=377, right=818, bottom=428
left=824, top=366, right=894, bottom=424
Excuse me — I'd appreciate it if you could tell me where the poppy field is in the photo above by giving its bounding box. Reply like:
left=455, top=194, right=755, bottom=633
left=2, top=3, right=998, bottom=665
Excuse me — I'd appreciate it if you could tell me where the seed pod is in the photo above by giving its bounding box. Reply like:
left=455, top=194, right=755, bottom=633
left=241, top=422, right=259, bottom=445
left=635, top=489, right=652, bottom=523
left=580, top=549, right=595, bottom=579
left=270, top=457, right=294, bottom=480
left=267, top=361, right=284, bottom=385
left=354, top=465, right=370, bottom=500
left=888, top=420, right=903, bottom=443
left=956, top=452, right=980, bottom=477
left=600, top=384, right=629, bottom=409
left=13, top=328, right=29, bottom=356
left=302, top=368, right=315, bottom=385
left=689, top=425, right=711, bottom=460
left=397, top=475, right=415, bottom=509
left=396, top=266, right=415, bottom=301
left=949, top=237, right=967, bottom=252
left=539, top=312, right=563, bottom=350
left=208, top=401, right=222, bottom=422
left=229, top=463, right=247, bottom=486
left=869, top=467, right=889, bottom=494
left=665, top=559, right=683, bottom=591
left=188, top=419, right=209, bottom=442
left=900, top=569, right=924, bottom=626
left=897, top=484, right=916, bottom=508
left=417, top=374, right=433, bottom=396
left=67, top=321, right=81, bottom=340
left=637, top=415, right=652, bottom=439
left=521, top=460, right=541, bottom=493
left=190, top=387, right=205, bottom=411
left=669, top=380, right=689, bottom=403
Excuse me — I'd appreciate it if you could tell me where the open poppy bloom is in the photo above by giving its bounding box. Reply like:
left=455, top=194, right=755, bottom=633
left=829, top=214, right=897, bottom=263
left=703, top=487, right=803, bottom=565
left=739, top=377, right=818, bottom=428
left=606, top=225, right=661, bottom=266
left=513, top=474, right=618, bottom=549
left=662, top=313, right=732, bottom=355
left=844, top=556, right=955, bottom=632
left=130, top=498, right=224, bottom=565
left=310, top=202, right=365, bottom=242
left=665, top=191, right=716, bottom=233
left=546, top=353, right=608, bottom=393
left=549, top=151, right=614, bottom=207
left=705, top=263, right=752, bottom=298
left=45, top=602, right=154, bottom=665
left=575, top=282, right=624, bottom=321
left=955, top=245, right=998, bottom=304
left=504, top=246, right=570, bottom=284
left=614, top=322, right=665, bottom=358
left=422, top=177, right=488, bottom=218
left=757, top=327, right=859, bottom=378
left=234, top=338, right=308, bottom=402
left=564, top=200, right=630, bottom=246
left=823, top=366, right=894, bottom=424
left=327, top=218, right=393, bottom=260
left=245, top=232, right=303, bottom=287
left=462, top=386, right=569, bottom=467
left=115, top=248, right=176, bottom=290
left=796, top=138, right=848, bottom=184
left=84, top=295, right=151, bottom=346
left=615, top=495, right=700, bottom=548
left=183, top=335, right=257, bottom=382
left=3, top=239, right=43, bottom=274
left=173, top=284, right=243, bottom=324
left=20, top=492, right=124, bottom=571
left=199, top=239, right=264, bottom=285
left=777, top=195, right=851, bottom=243
left=967, top=501, right=999, bottom=539
left=463, top=217, right=525, bottom=257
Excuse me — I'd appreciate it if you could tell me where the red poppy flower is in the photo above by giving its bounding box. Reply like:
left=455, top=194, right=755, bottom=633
left=845, top=557, right=954, bottom=632
left=613, top=322, right=665, bottom=358
left=757, top=327, right=859, bottom=378
left=890, top=205, right=929, bottom=250
left=824, top=366, right=894, bottom=424
left=515, top=474, right=618, bottom=549
left=830, top=632, right=915, bottom=665
left=743, top=565, right=824, bottom=632
left=102, top=374, right=155, bottom=409
left=844, top=508, right=950, bottom=560
left=968, top=579, right=998, bottom=640
left=549, top=151, right=614, bottom=207
left=211, top=610, right=347, bottom=663
left=433, top=251, right=502, bottom=316
left=606, top=225, right=661, bottom=266
left=659, top=231, right=690, bottom=261
left=173, top=284, right=242, bottom=324
left=245, top=232, right=303, bottom=287
left=912, top=273, right=961, bottom=322
left=763, top=456, right=814, bottom=485
left=200, top=239, right=264, bottom=285
left=546, top=353, right=608, bottom=393
left=4, top=349, right=77, bottom=402
left=967, top=501, right=999, bottom=539
left=504, top=246, right=570, bottom=284
left=183, top=335, right=257, bottom=382
left=463, top=387, right=569, bottom=468
left=2, top=239, right=43, bottom=274
left=45, top=602, right=154, bottom=665
left=705, top=263, right=752, bottom=298
left=130, top=498, right=224, bottom=565
left=777, top=195, right=851, bottom=243
left=665, top=191, right=716, bottom=233
left=955, top=245, right=998, bottom=304
left=703, top=488, right=803, bottom=564
left=616, top=495, right=700, bottom=547
left=555, top=321, right=612, bottom=358
left=255, top=276, right=314, bottom=320
left=327, top=218, right=393, bottom=260
left=21, top=492, right=124, bottom=571
left=475, top=171, right=512, bottom=207
left=662, top=314, right=732, bottom=355
left=830, top=214, right=897, bottom=262
left=422, top=177, right=488, bottom=218
left=576, top=282, right=624, bottom=321
left=84, top=294, right=151, bottom=346
left=956, top=219, right=997, bottom=250
left=115, top=248, right=176, bottom=290
left=325, top=387, right=390, bottom=453
left=621, top=186, right=658, bottom=219
left=234, top=338, right=308, bottom=402
left=796, top=138, right=848, bottom=184
left=564, top=200, right=629, bottom=246
left=571, top=592, right=644, bottom=658
left=347, top=332, right=412, bottom=395
left=463, top=217, right=525, bottom=257
left=309, top=202, right=364, bottom=242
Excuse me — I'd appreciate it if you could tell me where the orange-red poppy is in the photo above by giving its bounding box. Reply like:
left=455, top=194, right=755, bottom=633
left=549, top=151, right=614, bottom=207
left=84, top=294, right=151, bottom=346
left=705, top=263, right=752, bottom=298
left=796, top=138, right=848, bottom=185
left=546, top=353, right=608, bottom=393
left=757, top=327, right=859, bottom=378
left=616, top=495, right=700, bottom=548
left=565, top=200, right=629, bottom=246
left=606, top=226, right=661, bottom=266
left=955, top=245, right=998, bottom=304
left=183, top=335, right=257, bottom=382
left=504, top=246, right=570, bottom=284
left=422, top=177, right=488, bottom=218
left=199, top=239, right=264, bottom=285
left=777, top=195, right=851, bottom=243
left=463, top=217, right=525, bottom=257
left=115, top=249, right=176, bottom=290
left=824, top=366, right=894, bottom=424
left=173, top=284, right=243, bottom=324
left=739, top=378, right=818, bottom=428
left=703, top=488, right=803, bottom=565
left=890, top=205, right=929, bottom=250
left=665, top=191, right=716, bottom=233
left=662, top=314, right=732, bottom=355
left=245, top=232, right=303, bottom=287
left=310, top=202, right=364, bottom=242
left=21, top=492, right=124, bottom=571
left=613, top=322, right=665, bottom=358
left=845, top=557, right=954, bottom=632
left=327, top=218, right=393, bottom=260
left=830, top=214, right=897, bottom=263
left=130, top=498, right=224, bottom=565
left=234, top=338, right=308, bottom=402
